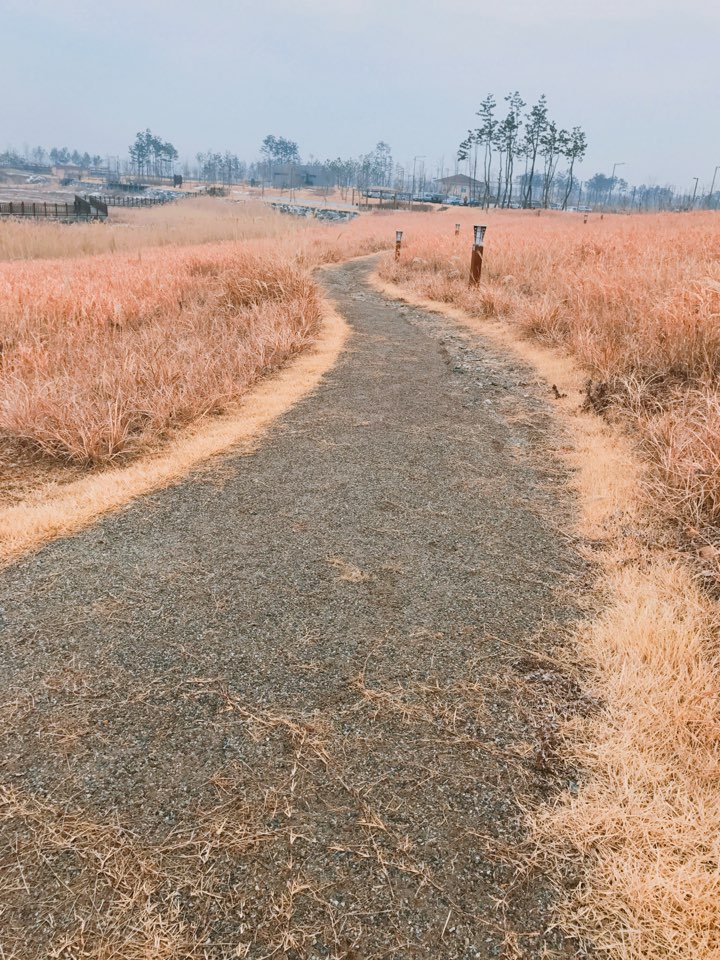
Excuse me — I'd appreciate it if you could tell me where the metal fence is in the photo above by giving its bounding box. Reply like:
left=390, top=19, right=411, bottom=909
left=0, top=196, right=107, bottom=221
left=86, top=194, right=173, bottom=208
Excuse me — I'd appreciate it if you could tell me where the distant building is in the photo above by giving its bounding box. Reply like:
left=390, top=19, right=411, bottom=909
left=435, top=174, right=483, bottom=198
left=269, top=164, right=336, bottom=189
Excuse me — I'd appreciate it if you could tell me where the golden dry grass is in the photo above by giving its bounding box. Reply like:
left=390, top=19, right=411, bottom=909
left=0, top=203, right=394, bottom=562
left=0, top=212, right=391, bottom=471
left=0, top=244, right=322, bottom=463
left=539, top=558, right=720, bottom=960
left=0, top=197, right=311, bottom=261
left=379, top=209, right=720, bottom=531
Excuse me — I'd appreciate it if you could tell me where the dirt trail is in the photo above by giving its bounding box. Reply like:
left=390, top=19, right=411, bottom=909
left=0, top=259, right=583, bottom=959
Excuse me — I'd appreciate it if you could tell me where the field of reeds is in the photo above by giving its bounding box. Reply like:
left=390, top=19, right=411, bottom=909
left=0, top=208, right=392, bottom=478
left=0, top=197, right=315, bottom=261
left=379, top=209, right=720, bottom=533
left=0, top=243, right=325, bottom=464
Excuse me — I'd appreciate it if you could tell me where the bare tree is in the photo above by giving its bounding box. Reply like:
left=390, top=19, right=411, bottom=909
left=521, top=95, right=548, bottom=208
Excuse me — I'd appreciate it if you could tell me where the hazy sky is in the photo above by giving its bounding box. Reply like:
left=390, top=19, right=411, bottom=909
left=3, top=0, right=719, bottom=189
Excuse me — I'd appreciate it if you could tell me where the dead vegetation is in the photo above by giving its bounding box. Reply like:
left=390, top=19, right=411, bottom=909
left=0, top=656, right=577, bottom=959
left=537, top=558, right=720, bottom=960
left=0, top=197, right=310, bottom=261
left=1, top=245, right=321, bottom=464
left=0, top=300, right=348, bottom=564
left=379, top=210, right=720, bottom=535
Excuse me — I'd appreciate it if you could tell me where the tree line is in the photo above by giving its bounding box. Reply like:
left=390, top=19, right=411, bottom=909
left=2, top=126, right=717, bottom=212
left=0, top=145, right=104, bottom=170
left=457, top=93, right=587, bottom=209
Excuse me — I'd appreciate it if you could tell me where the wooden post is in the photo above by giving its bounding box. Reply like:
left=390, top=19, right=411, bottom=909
left=469, top=225, right=486, bottom=285
left=455, top=223, right=460, bottom=235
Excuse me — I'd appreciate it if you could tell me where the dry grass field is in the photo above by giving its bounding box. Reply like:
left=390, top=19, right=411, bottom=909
left=1, top=245, right=321, bottom=464
left=381, top=209, right=720, bottom=532
left=0, top=197, right=313, bottom=261
left=0, top=205, right=391, bottom=489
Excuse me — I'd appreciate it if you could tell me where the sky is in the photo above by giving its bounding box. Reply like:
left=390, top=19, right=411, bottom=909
left=3, top=0, right=719, bottom=190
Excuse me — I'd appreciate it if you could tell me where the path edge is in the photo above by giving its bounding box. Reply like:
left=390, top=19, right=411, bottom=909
left=0, top=300, right=350, bottom=567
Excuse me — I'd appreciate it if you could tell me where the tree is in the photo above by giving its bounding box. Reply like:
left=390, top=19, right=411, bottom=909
left=561, top=127, right=587, bottom=209
left=260, top=135, right=300, bottom=166
left=457, top=93, right=588, bottom=210
left=457, top=130, right=476, bottom=197
left=495, top=92, right=524, bottom=207
left=371, top=142, right=393, bottom=186
left=586, top=173, right=614, bottom=204
left=539, top=121, right=568, bottom=208
left=323, top=157, right=359, bottom=198
left=522, top=95, right=548, bottom=208
left=475, top=94, right=497, bottom=207
left=129, top=129, right=178, bottom=178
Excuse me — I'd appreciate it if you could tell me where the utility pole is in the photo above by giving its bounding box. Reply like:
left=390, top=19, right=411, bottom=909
left=708, top=165, right=719, bottom=209
left=411, top=155, right=424, bottom=212
left=608, top=162, right=625, bottom=208
left=691, top=176, right=699, bottom=209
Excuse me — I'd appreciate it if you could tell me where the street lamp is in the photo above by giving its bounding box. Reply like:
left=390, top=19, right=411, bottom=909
left=691, top=176, right=699, bottom=209
left=411, top=155, right=425, bottom=212
left=608, top=162, right=625, bottom=206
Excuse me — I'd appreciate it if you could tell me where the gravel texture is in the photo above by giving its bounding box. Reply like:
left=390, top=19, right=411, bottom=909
left=0, top=258, right=584, bottom=959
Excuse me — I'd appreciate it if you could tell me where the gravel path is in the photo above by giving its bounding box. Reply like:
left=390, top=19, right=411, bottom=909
left=0, top=259, right=583, bottom=959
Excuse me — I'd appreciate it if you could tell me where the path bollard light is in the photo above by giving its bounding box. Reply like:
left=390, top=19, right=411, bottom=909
left=395, top=230, right=403, bottom=259
left=584, top=212, right=588, bottom=224
left=469, top=224, right=486, bottom=286
left=455, top=223, right=460, bottom=236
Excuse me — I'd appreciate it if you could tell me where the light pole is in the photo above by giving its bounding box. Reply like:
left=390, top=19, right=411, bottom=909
left=411, top=155, right=425, bottom=212
left=709, top=165, right=720, bottom=208
left=608, top=162, right=625, bottom=207
left=691, top=176, right=699, bottom=209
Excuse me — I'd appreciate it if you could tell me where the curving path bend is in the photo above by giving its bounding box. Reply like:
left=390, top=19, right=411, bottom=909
left=0, top=259, right=582, bottom=959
